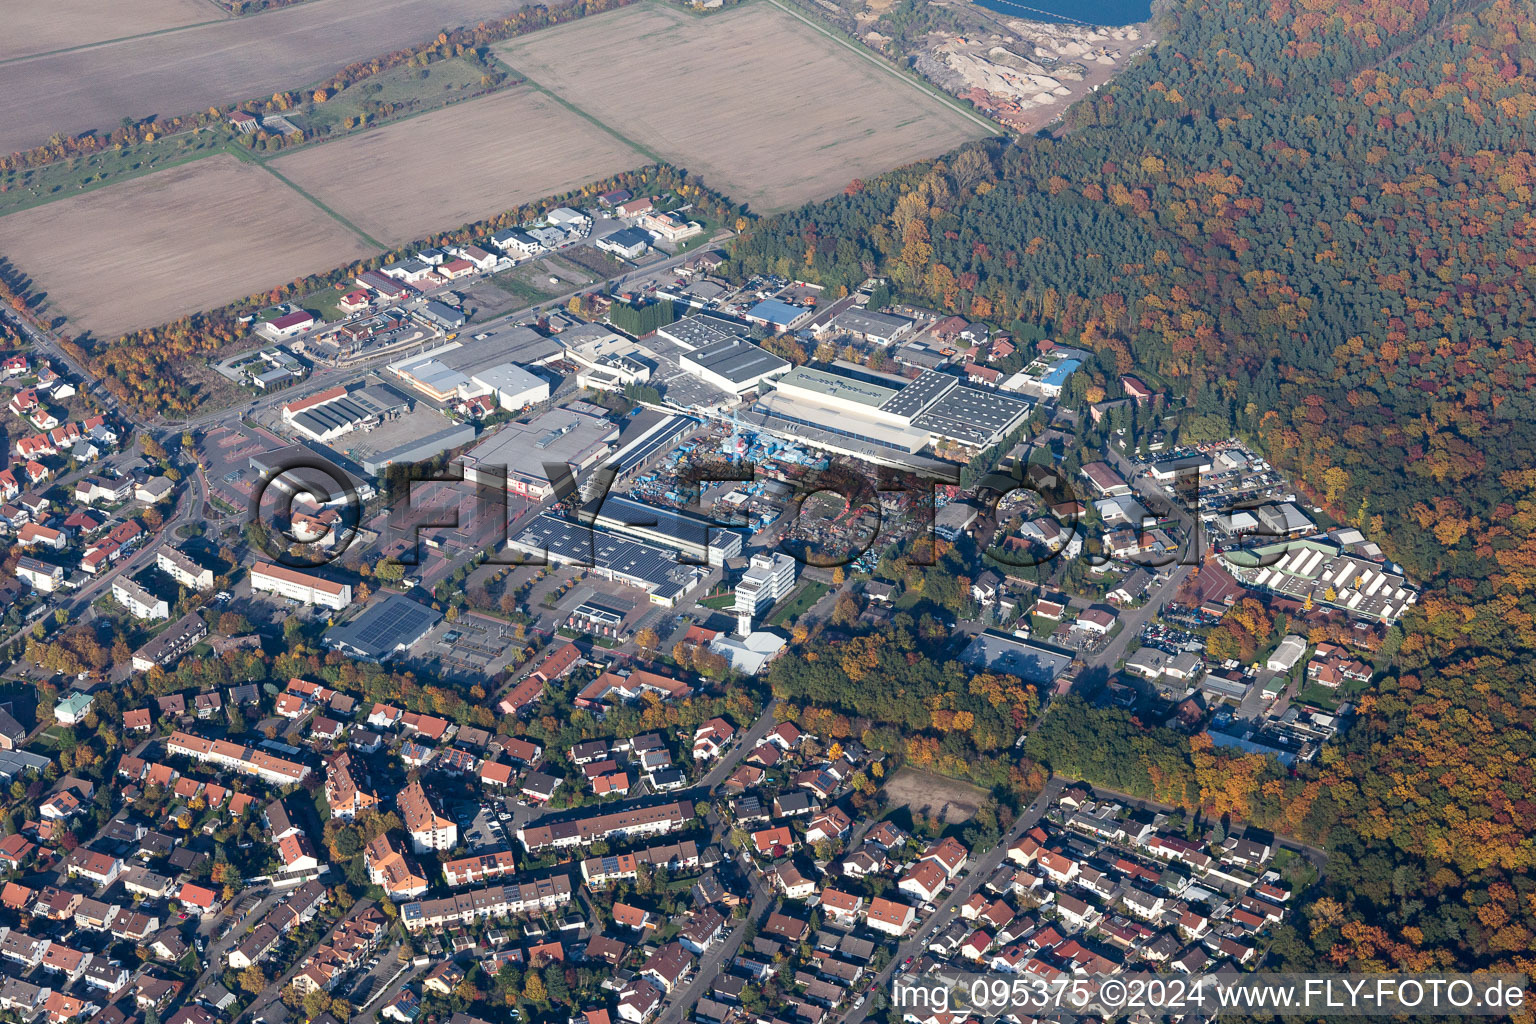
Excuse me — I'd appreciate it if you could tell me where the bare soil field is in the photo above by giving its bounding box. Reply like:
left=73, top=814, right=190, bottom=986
left=0, top=0, right=534, bottom=155
left=0, top=154, right=376, bottom=338
left=498, top=3, right=991, bottom=211
left=0, top=0, right=223, bottom=63
left=884, top=766, right=988, bottom=824
left=269, top=87, right=644, bottom=245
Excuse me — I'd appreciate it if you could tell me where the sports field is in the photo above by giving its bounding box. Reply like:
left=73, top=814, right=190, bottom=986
left=498, top=2, right=991, bottom=211
left=269, top=87, right=644, bottom=245
left=0, top=0, right=222, bottom=62
left=0, top=155, right=376, bottom=338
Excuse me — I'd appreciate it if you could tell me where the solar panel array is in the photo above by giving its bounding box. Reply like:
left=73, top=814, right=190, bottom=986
left=325, top=593, right=441, bottom=660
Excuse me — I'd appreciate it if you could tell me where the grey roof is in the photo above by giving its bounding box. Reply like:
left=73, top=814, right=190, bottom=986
left=420, top=300, right=467, bottom=328
left=605, top=226, right=652, bottom=249
left=685, top=338, right=789, bottom=384
left=878, top=369, right=958, bottom=418
left=583, top=493, right=739, bottom=558
left=291, top=396, right=376, bottom=438
left=0, top=709, right=25, bottom=742
left=827, top=307, right=914, bottom=339
left=910, top=383, right=1033, bottom=447
left=323, top=593, right=442, bottom=662
left=959, top=631, right=1073, bottom=685
left=657, top=313, right=752, bottom=352
left=510, top=514, right=704, bottom=603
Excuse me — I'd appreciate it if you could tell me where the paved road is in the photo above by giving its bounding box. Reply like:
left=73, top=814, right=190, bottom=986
left=1056, top=777, right=1327, bottom=872
left=240, top=897, right=380, bottom=1024
left=838, top=777, right=1066, bottom=1024
left=656, top=876, right=773, bottom=1024
left=186, top=886, right=284, bottom=997
left=173, top=233, right=733, bottom=434
left=504, top=698, right=780, bottom=835
left=697, top=698, right=779, bottom=792
left=1076, top=449, right=1205, bottom=676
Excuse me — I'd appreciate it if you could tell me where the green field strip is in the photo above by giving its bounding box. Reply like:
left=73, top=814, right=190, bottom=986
left=249, top=159, right=386, bottom=251
left=0, top=134, right=238, bottom=220
left=493, top=63, right=668, bottom=167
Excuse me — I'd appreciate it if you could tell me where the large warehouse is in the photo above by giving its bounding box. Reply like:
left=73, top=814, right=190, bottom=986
left=324, top=592, right=442, bottom=662
left=580, top=494, right=744, bottom=566
left=470, top=363, right=550, bottom=411
left=249, top=444, right=377, bottom=507
left=281, top=381, right=413, bottom=444
left=507, top=514, right=708, bottom=606
left=751, top=366, right=1033, bottom=460
left=460, top=405, right=619, bottom=500
left=678, top=337, right=790, bottom=395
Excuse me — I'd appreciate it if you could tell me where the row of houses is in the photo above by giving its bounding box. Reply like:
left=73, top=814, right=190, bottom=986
left=164, top=730, right=311, bottom=787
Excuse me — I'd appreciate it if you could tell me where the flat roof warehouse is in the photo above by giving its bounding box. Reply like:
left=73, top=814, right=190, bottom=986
left=508, top=513, right=708, bottom=605
left=324, top=592, right=442, bottom=662
left=461, top=406, right=618, bottom=500
left=750, top=365, right=1033, bottom=462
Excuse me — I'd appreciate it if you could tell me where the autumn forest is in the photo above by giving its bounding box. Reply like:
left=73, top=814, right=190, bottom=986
left=734, top=0, right=1536, bottom=982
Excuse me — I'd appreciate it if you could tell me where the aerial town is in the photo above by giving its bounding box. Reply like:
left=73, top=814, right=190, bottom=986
left=0, top=0, right=1517, bottom=1017
left=0, top=163, right=1419, bottom=1024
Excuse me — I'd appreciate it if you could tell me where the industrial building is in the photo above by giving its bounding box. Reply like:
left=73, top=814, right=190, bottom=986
left=678, top=338, right=789, bottom=394
left=751, top=366, right=1032, bottom=461
left=416, top=301, right=466, bottom=331
left=507, top=514, right=708, bottom=606
left=461, top=405, right=618, bottom=500
left=388, top=352, right=477, bottom=403
left=601, top=413, right=697, bottom=482
left=248, top=444, right=377, bottom=507
left=250, top=562, right=352, bottom=611
left=656, top=313, right=753, bottom=351
left=342, top=410, right=477, bottom=476
left=323, top=592, right=443, bottom=662
left=558, top=324, right=653, bottom=393
left=743, top=298, right=813, bottom=332
left=959, top=631, right=1073, bottom=686
left=281, top=382, right=412, bottom=444
left=581, top=494, right=744, bottom=566
left=469, top=363, right=550, bottom=412
left=815, top=307, right=916, bottom=346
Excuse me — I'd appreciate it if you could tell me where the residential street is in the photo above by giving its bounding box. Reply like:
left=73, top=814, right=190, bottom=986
left=655, top=876, right=773, bottom=1024
left=838, top=776, right=1066, bottom=1024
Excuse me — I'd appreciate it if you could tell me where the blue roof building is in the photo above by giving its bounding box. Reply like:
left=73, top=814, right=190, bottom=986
left=1038, top=358, right=1082, bottom=395
left=744, top=298, right=812, bottom=332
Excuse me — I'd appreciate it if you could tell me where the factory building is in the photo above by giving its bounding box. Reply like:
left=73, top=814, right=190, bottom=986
left=460, top=405, right=618, bottom=501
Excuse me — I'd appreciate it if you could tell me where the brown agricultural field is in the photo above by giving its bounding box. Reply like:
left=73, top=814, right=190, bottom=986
left=268, top=86, right=645, bottom=245
left=497, top=2, right=992, bottom=212
left=0, top=0, right=223, bottom=63
left=0, top=154, right=377, bottom=338
left=0, top=0, right=535, bottom=155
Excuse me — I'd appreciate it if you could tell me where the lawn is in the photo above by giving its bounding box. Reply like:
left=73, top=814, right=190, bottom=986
left=1295, top=683, right=1343, bottom=711
left=298, top=56, right=504, bottom=138
left=0, top=130, right=229, bottom=220
left=488, top=270, right=560, bottom=307
left=700, top=592, right=737, bottom=610
left=768, top=581, right=831, bottom=627
left=295, top=284, right=353, bottom=323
